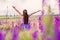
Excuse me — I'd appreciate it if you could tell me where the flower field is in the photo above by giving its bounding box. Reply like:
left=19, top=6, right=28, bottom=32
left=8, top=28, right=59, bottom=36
left=0, top=15, right=60, bottom=40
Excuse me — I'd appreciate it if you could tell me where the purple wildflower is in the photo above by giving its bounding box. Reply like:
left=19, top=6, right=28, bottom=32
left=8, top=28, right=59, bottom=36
left=54, top=16, right=60, bottom=40
left=12, top=21, right=14, bottom=27
left=46, top=37, right=52, bottom=40
left=32, top=31, right=38, bottom=40
left=0, top=30, right=3, bottom=40
left=11, top=25, right=19, bottom=40
left=38, top=17, right=44, bottom=32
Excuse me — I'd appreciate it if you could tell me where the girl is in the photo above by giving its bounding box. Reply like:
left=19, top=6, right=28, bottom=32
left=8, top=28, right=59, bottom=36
left=12, top=6, right=41, bottom=29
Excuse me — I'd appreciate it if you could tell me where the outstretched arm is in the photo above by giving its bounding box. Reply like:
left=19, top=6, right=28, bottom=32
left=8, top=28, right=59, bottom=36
left=29, top=10, right=41, bottom=17
left=12, top=6, right=23, bottom=16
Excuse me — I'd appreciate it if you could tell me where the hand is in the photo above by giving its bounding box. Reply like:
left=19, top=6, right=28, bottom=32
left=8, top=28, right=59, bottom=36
left=12, top=6, right=15, bottom=8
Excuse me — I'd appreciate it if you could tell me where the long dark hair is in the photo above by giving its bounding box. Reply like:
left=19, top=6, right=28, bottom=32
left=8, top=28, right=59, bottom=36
left=23, top=9, right=29, bottom=24
left=23, top=9, right=28, bottom=16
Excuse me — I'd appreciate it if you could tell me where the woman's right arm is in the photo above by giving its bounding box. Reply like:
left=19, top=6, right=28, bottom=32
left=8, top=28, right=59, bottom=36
left=12, top=6, right=23, bottom=16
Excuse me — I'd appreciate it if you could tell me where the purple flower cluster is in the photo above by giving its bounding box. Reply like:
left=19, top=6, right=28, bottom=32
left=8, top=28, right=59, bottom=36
left=0, top=30, right=5, bottom=40
left=11, top=25, right=19, bottom=40
left=32, top=31, right=38, bottom=40
left=54, top=16, right=60, bottom=40
left=0, top=30, right=3, bottom=40
left=38, top=17, right=44, bottom=32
